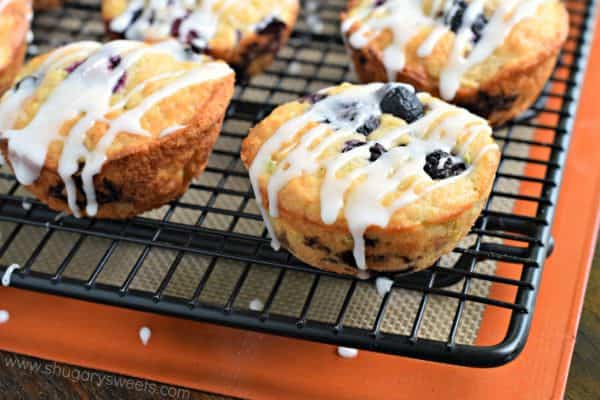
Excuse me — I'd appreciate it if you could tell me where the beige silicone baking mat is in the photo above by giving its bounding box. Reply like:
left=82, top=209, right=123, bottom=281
left=0, top=0, right=540, bottom=346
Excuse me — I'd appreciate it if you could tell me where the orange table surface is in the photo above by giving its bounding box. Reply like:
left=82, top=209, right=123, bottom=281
left=0, top=11, right=599, bottom=400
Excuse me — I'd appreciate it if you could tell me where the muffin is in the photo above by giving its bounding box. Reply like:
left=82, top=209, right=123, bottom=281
left=0, top=0, right=31, bottom=97
left=0, top=40, right=235, bottom=219
left=102, top=0, right=300, bottom=77
left=241, top=83, right=500, bottom=276
left=33, top=0, right=62, bottom=10
left=341, top=0, right=569, bottom=126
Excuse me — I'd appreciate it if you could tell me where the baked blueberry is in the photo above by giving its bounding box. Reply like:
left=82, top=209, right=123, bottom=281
left=342, top=139, right=367, bottom=153
left=379, top=85, right=425, bottom=123
left=369, top=142, right=387, bottom=161
left=256, top=16, right=287, bottom=36
left=356, top=115, right=380, bottom=135
left=65, top=60, right=85, bottom=74
left=424, top=150, right=467, bottom=180
left=108, top=55, right=122, bottom=70
left=337, top=101, right=360, bottom=122
left=471, top=13, right=488, bottom=43
left=112, top=71, right=127, bottom=93
left=444, top=0, right=468, bottom=33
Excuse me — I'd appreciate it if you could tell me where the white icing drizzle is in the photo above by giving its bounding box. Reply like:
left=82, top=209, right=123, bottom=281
left=159, top=124, right=187, bottom=137
left=0, top=40, right=233, bottom=217
left=139, top=326, right=151, bottom=346
left=1, top=263, right=20, bottom=287
left=110, top=0, right=286, bottom=49
left=248, top=83, right=497, bottom=270
left=343, top=0, right=548, bottom=100
left=0, top=310, right=8, bottom=324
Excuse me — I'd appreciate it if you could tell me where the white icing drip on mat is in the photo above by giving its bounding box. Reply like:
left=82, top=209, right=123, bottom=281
left=2, top=264, right=20, bottom=287
left=248, top=83, right=497, bottom=270
left=0, top=40, right=233, bottom=217
left=343, top=0, right=547, bottom=100
left=0, top=310, right=8, bottom=324
left=139, top=326, right=151, bottom=346
left=337, top=347, right=359, bottom=359
left=375, top=277, right=394, bottom=296
left=249, top=298, right=264, bottom=311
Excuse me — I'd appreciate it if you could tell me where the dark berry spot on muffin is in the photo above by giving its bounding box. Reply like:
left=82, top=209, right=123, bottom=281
left=278, top=231, right=290, bottom=248
left=443, top=0, right=489, bottom=43
left=463, top=91, right=518, bottom=118
left=374, top=0, right=387, bottom=7
left=49, top=182, right=67, bottom=201
left=255, top=16, right=287, bottom=36
left=304, top=236, right=331, bottom=253
left=301, top=92, right=328, bottom=104
left=341, top=140, right=367, bottom=153
left=365, top=236, right=379, bottom=247
left=113, top=8, right=143, bottom=34
left=369, top=143, right=387, bottom=162
left=147, top=10, right=156, bottom=25
left=424, top=150, right=467, bottom=180
left=304, top=236, right=320, bottom=248
left=337, top=101, right=361, bottom=122
left=171, top=17, right=184, bottom=37
left=186, top=30, right=208, bottom=54
left=471, top=13, right=488, bottom=43
left=65, top=60, right=85, bottom=74
left=356, top=115, right=380, bottom=136
left=13, top=75, right=38, bottom=92
left=401, top=256, right=413, bottom=264
left=379, top=85, right=425, bottom=123
left=444, top=0, right=468, bottom=34
left=338, top=250, right=358, bottom=268
left=108, top=55, right=122, bottom=70
left=96, top=179, right=122, bottom=204
left=112, top=72, right=127, bottom=93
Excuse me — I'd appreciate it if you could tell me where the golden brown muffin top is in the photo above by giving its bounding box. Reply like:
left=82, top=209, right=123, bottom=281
left=342, top=0, right=568, bottom=100
left=0, top=39, right=234, bottom=216
left=102, top=0, right=299, bottom=55
left=241, top=83, right=500, bottom=269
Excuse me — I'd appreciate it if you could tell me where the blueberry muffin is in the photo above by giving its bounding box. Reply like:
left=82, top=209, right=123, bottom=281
left=241, top=83, right=500, bottom=276
left=341, top=0, right=569, bottom=126
left=33, top=0, right=62, bottom=10
left=0, top=0, right=31, bottom=96
left=102, top=0, right=300, bottom=77
left=0, top=40, right=235, bottom=219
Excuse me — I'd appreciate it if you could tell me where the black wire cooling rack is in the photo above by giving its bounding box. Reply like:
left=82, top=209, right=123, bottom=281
left=0, top=0, right=596, bottom=367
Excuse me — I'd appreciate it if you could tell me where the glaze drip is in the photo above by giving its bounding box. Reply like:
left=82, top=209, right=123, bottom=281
left=249, top=83, right=497, bottom=270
